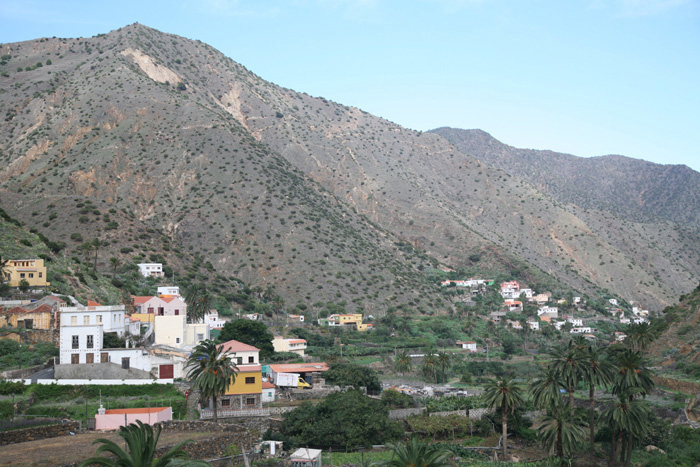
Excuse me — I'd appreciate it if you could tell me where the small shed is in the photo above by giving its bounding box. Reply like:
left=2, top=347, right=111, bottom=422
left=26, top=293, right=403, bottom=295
left=94, top=406, right=172, bottom=430
left=290, top=448, right=322, bottom=467
left=262, top=381, right=277, bottom=403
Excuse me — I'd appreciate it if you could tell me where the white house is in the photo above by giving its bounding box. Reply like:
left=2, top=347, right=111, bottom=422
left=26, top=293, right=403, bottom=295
left=204, top=310, right=227, bottom=330
left=571, top=326, right=594, bottom=334
left=262, top=381, right=277, bottom=403
left=609, top=299, right=618, bottom=306
left=157, top=286, right=180, bottom=297
left=538, top=306, right=558, bottom=318
left=456, top=340, right=477, bottom=352
left=566, top=317, right=583, bottom=327
left=527, top=320, right=540, bottom=331
left=154, top=315, right=209, bottom=348
left=272, top=336, right=307, bottom=356
left=61, top=304, right=127, bottom=337
left=137, top=263, right=164, bottom=278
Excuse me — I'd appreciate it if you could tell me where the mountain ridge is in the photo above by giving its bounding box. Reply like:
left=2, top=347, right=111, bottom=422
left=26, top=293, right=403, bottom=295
left=1, top=23, right=698, bottom=311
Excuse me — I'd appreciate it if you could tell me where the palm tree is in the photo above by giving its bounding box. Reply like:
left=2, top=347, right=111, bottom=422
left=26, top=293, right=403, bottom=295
left=394, top=350, right=413, bottom=376
left=421, top=352, right=438, bottom=383
left=373, top=435, right=451, bottom=467
left=529, top=367, right=568, bottom=459
left=79, top=421, right=209, bottom=466
left=537, top=409, right=587, bottom=458
left=580, top=345, right=614, bottom=449
left=184, top=284, right=211, bottom=324
left=624, top=322, right=658, bottom=353
left=436, top=351, right=451, bottom=384
left=610, top=348, right=654, bottom=398
left=548, top=341, right=585, bottom=413
left=601, top=393, right=650, bottom=466
left=185, top=340, right=237, bottom=423
left=109, top=256, right=121, bottom=277
left=482, top=377, right=525, bottom=459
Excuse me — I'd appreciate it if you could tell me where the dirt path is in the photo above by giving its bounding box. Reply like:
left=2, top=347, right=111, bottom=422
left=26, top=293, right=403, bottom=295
left=1, top=430, right=219, bottom=466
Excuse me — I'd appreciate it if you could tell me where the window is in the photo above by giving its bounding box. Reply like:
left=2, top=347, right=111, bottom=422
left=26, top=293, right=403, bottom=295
left=158, top=307, right=164, bottom=316
left=221, top=398, right=231, bottom=407
left=248, top=356, right=255, bottom=363
left=39, top=272, right=42, bottom=278
left=121, top=358, right=130, bottom=369
left=20, top=273, right=25, bottom=278
left=245, top=377, right=255, bottom=384
left=176, top=338, right=180, bottom=344
left=197, top=333, right=204, bottom=341
left=174, top=309, right=179, bottom=315
left=72, top=335, right=79, bottom=349
left=83, top=316, right=90, bottom=325
left=28, top=273, right=34, bottom=278
left=71, top=316, right=77, bottom=325
left=245, top=397, right=256, bottom=407
left=147, top=307, right=154, bottom=314
left=236, top=357, right=243, bottom=365
left=87, top=335, right=94, bottom=348
left=97, top=315, right=103, bottom=324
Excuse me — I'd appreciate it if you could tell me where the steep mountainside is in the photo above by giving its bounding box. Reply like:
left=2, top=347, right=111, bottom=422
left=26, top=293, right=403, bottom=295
left=0, top=24, right=698, bottom=310
left=430, top=127, right=700, bottom=228
left=651, top=284, right=700, bottom=365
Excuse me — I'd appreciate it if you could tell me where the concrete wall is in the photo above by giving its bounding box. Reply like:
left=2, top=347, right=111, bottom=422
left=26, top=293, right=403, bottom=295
left=54, top=362, right=151, bottom=380
left=155, top=315, right=186, bottom=346
left=9, top=378, right=174, bottom=385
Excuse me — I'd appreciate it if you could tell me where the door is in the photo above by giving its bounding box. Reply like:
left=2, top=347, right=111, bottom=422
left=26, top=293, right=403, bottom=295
left=86, top=353, right=94, bottom=364
left=71, top=354, right=79, bottom=364
left=159, top=364, right=174, bottom=379
left=101, top=352, right=109, bottom=363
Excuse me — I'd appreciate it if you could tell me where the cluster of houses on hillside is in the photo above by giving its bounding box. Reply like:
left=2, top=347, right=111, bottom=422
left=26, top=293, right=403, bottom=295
left=442, top=277, right=649, bottom=343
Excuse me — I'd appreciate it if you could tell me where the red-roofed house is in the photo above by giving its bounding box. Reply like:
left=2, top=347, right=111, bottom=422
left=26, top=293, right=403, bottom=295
left=456, top=340, right=477, bottom=352
left=267, top=363, right=329, bottom=387
left=202, top=340, right=264, bottom=413
left=262, top=381, right=277, bottom=403
left=132, top=296, right=186, bottom=319
left=272, top=336, right=307, bottom=356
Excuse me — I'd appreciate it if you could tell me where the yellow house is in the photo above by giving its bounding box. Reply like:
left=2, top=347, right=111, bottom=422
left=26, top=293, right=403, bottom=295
left=218, top=340, right=263, bottom=410
left=329, top=313, right=372, bottom=332
left=3, top=259, right=50, bottom=288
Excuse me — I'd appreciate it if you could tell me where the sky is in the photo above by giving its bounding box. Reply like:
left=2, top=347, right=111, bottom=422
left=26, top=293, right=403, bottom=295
left=1, top=0, right=699, bottom=171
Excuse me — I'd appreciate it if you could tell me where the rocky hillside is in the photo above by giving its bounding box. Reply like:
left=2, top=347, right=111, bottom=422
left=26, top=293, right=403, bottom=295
left=1, top=24, right=698, bottom=311
left=430, top=127, right=700, bottom=228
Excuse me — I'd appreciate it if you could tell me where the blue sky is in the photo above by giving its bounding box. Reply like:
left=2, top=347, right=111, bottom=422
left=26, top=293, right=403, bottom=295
left=1, top=0, right=698, bottom=171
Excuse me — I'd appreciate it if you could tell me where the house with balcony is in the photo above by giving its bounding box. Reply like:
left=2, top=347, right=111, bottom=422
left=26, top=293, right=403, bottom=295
left=137, top=263, right=164, bottom=278
left=272, top=336, right=307, bottom=356
left=2, top=259, right=50, bottom=288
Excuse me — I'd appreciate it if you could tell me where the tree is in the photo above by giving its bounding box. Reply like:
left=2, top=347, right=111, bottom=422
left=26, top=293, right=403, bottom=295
left=185, top=340, right=237, bottom=423
left=482, top=377, right=525, bottom=459
left=18, top=279, right=30, bottom=293
left=610, top=348, right=654, bottom=399
left=79, top=421, right=209, bottom=466
left=548, top=341, right=585, bottom=413
left=436, top=351, right=451, bottom=384
left=393, top=350, right=413, bottom=376
left=218, top=319, right=275, bottom=359
left=0, top=256, right=9, bottom=282
left=624, top=322, right=659, bottom=353
left=280, top=389, right=403, bottom=449
left=580, top=345, right=614, bottom=449
left=373, top=435, right=451, bottom=467
left=529, top=367, right=564, bottom=412
left=184, top=284, right=211, bottom=324
left=109, top=257, right=121, bottom=277
left=324, top=362, right=381, bottom=393
left=602, top=393, right=650, bottom=466
left=421, top=353, right=438, bottom=383
left=537, top=409, right=587, bottom=458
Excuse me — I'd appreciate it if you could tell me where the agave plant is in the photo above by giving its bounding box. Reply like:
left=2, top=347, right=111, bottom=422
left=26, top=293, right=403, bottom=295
left=80, top=421, right=210, bottom=466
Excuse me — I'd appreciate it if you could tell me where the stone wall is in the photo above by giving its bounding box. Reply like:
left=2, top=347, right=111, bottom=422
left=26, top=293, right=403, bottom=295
left=653, top=376, right=700, bottom=395
left=156, top=420, right=263, bottom=462
left=0, top=361, right=52, bottom=379
left=389, top=408, right=426, bottom=420
left=0, top=421, right=80, bottom=446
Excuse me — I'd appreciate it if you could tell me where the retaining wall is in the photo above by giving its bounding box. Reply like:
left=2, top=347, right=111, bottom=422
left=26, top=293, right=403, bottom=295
left=0, top=421, right=80, bottom=446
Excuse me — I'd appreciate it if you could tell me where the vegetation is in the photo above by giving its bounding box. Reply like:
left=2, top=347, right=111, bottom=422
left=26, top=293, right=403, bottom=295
left=323, top=362, right=381, bottom=393
left=278, top=389, right=403, bottom=449
left=217, top=320, right=275, bottom=359
left=372, top=436, right=451, bottom=467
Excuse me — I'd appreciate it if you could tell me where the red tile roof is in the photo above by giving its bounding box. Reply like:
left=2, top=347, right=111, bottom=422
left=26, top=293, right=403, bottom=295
left=133, top=296, right=154, bottom=305
left=262, top=382, right=276, bottom=389
left=219, top=339, right=260, bottom=353
left=87, top=300, right=102, bottom=307
left=269, top=363, right=329, bottom=373
left=2, top=304, right=53, bottom=314
left=105, top=407, right=169, bottom=414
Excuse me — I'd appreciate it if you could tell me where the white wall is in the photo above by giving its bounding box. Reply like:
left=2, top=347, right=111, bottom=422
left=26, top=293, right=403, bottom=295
left=59, top=324, right=104, bottom=364
left=154, top=315, right=186, bottom=346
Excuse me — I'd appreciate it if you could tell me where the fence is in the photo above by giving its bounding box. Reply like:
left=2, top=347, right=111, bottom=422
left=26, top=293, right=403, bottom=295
left=389, top=407, right=494, bottom=421
left=200, top=408, right=271, bottom=419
